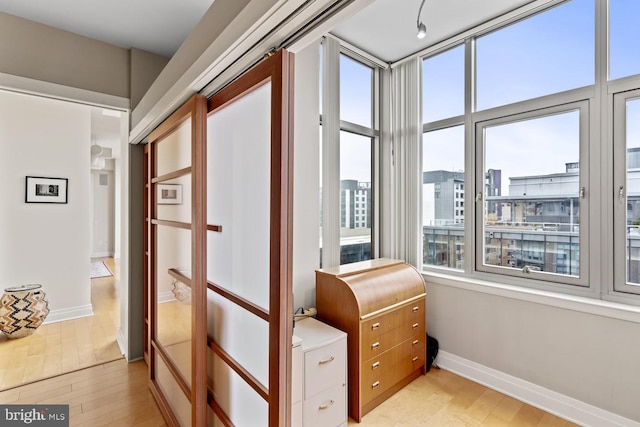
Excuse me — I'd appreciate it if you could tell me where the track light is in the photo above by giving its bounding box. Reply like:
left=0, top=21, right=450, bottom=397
left=416, top=0, right=426, bottom=39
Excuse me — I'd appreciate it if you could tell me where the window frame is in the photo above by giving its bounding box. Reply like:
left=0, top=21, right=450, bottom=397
left=613, top=88, right=640, bottom=295
left=320, top=36, right=383, bottom=267
left=474, top=101, right=590, bottom=288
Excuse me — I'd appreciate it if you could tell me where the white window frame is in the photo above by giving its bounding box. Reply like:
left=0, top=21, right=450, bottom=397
left=613, top=88, right=640, bottom=295
left=320, top=36, right=383, bottom=267
left=474, top=101, right=590, bottom=289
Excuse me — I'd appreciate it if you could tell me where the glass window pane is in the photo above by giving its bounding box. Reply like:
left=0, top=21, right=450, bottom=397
left=422, top=125, right=464, bottom=270
left=156, top=118, right=191, bottom=176
left=483, top=111, right=581, bottom=278
left=156, top=225, right=192, bottom=387
left=207, top=82, right=271, bottom=310
left=610, top=0, right=640, bottom=80
left=340, top=54, right=372, bottom=127
left=626, top=98, right=640, bottom=285
left=476, top=0, right=594, bottom=111
left=422, top=45, right=464, bottom=123
left=340, top=131, right=372, bottom=264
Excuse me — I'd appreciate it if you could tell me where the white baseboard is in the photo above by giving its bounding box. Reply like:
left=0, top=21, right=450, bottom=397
left=158, top=291, right=176, bottom=304
left=91, top=251, right=115, bottom=259
left=43, top=304, right=94, bottom=324
left=117, top=328, right=127, bottom=359
left=436, top=351, right=639, bottom=427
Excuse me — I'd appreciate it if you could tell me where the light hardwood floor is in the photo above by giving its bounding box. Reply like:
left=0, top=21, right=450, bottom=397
left=0, top=258, right=123, bottom=390
left=0, top=359, right=579, bottom=426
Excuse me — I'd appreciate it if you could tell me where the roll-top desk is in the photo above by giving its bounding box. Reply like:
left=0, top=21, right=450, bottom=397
left=315, top=258, right=427, bottom=422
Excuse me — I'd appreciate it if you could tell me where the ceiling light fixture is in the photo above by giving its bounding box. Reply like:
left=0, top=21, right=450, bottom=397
left=416, top=0, right=427, bottom=39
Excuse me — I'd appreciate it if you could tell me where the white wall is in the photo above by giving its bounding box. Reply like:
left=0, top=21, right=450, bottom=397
left=91, top=170, right=115, bottom=258
left=292, top=41, right=321, bottom=311
left=0, top=90, right=92, bottom=322
left=426, top=279, right=640, bottom=424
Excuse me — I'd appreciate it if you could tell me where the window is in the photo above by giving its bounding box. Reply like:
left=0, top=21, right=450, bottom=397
left=476, top=0, right=594, bottom=111
left=477, top=106, right=586, bottom=284
left=609, top=0, right=640, bottom=80
left=321, top=39, right=380, bottom=267
left=418, top=0, right=640, bottom=303
left=422, top=45, right=464, bottom=122
left=422, top=125, right=465, bottom=270
left=614, top=91, right=640, bottom=294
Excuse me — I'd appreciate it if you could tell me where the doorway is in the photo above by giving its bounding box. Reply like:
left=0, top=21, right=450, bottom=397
left=0, top=90, right=128, bottom=390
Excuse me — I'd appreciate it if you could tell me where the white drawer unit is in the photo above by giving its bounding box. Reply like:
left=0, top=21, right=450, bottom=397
left=294, top=317, right=347, bottom=427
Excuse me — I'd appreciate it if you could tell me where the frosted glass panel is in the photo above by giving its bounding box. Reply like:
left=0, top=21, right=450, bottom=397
left=157, top=118, right=191, bottom=176
left=206, top=287, right=268, bottom=386
left=207, top=82, right=271, bottom=310
left=208, top=351, right=268, bottom=427
left=156, top=225, right=192, bottom=386
left=156, top=353, right=191, bottom=426
left=156, top=174, right=191, bottom=223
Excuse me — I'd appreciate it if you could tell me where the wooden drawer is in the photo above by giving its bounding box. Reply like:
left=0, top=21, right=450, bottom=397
left=361, top=299, right=424, bottom=339
left=304, top=338, right=346, bottom=398
left=360, top=302, right=425, bottom=361
left=360, top=337, right=425, bottom=404
left=303, top=383, right=347, bottom=427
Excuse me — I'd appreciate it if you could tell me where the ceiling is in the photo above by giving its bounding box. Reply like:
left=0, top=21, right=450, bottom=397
left=0, top=0, right=535, bottom=62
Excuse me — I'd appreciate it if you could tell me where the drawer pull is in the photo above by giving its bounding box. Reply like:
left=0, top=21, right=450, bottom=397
left=318, top=356, right=335, bottom=365
left=318, top=400, right=334, bottom=410
left=412, top=322, right=419, bottom=329
left=371, top=381, right=380, bottom=389
left=412, top=306, right=419, bottom=312
left=372, top=361, right=380, bottom=369
left=371, top=322, right=380, bottom=330
left=371, top=342, right=380, bottom=350
left=412, top=356, right=419, bottom=362
left=412, top=339, right=419, bottom=345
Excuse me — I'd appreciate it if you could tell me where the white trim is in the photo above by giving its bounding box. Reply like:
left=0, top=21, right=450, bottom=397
left=0, top=72, right=129, bottom=110
left=91, top=251, right=115, bottom=258
left=436, top=351, right=640, bottom=427
left=43, top=304, right=94, bottom=324
left=158, top=291, right=176, bottom=304
left=116, top=328, right=127, bottom=359
left=424, top=272, right=640, bottom=324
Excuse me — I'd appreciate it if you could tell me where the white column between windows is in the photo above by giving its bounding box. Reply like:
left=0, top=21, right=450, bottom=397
left=390, top=57, right=422, bottom=267
left=321, top=37, right=341, bottom=268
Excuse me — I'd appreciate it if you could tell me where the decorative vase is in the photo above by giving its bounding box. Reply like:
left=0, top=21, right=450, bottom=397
left=0, top=284, right=50, bottom=339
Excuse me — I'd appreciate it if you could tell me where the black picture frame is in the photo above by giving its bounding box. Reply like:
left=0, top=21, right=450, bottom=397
left=25, top=176, right=69, bottom=204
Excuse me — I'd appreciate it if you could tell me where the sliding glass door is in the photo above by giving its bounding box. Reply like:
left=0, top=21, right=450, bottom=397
left=146, top=49, right=294, bottom=426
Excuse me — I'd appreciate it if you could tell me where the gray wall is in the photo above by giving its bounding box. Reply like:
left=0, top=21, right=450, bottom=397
left=0, top=12, right=168, bottom=105
left=130, top=48, right=169, bottom=110
left=427, top=280, right=640, bottom=422
left=0, top=12, right=129, bottom=98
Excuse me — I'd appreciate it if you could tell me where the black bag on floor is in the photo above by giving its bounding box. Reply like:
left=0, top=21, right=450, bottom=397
left=426, top=334, right=439, bottom=372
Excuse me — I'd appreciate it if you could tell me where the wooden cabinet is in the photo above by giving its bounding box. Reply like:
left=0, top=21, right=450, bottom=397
left=315, top=258, right=427, bottom=422
left=293, top=317, right=348, bottom=427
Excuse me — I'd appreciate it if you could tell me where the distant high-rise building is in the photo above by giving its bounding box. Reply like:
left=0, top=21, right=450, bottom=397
left=340, top=179, right=372, bottom=229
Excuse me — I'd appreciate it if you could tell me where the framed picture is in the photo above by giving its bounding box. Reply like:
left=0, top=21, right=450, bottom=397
left=25, top=176, right=68, bottom=204
left=158, top=184, right=183, bottom=205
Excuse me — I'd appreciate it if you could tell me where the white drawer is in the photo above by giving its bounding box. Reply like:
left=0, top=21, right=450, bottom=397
left=303, top=338, right=346, bottom=398
left=302, top=383, right=346, bottom=427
